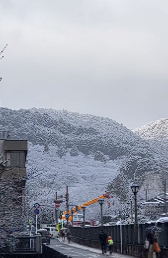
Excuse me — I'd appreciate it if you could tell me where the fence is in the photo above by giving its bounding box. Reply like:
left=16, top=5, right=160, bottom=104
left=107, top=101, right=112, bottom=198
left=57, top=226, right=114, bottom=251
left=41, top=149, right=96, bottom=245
left=70, top=222, right=168, bottom=257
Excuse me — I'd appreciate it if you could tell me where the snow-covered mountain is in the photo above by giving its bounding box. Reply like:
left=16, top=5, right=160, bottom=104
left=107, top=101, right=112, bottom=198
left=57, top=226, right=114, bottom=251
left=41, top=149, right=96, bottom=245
left=0, top=108, right=167, bottom=221
left=134, top=118, right=168, bottom=139
left=134, top=118, right=168, bottom=171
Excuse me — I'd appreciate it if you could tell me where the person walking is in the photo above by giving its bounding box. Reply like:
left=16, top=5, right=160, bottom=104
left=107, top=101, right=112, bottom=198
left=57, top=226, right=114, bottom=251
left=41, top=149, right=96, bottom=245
left=146, top=232, right=155, bottom=258
left=107, top=236, right=113, bottom=255
left=153, top=235, right=161, bottom=258
left=62, top=230, right=66, bottom=241
left=67, top=230, right=72, bottom=244
left=99, top=229, right=107, bottom=254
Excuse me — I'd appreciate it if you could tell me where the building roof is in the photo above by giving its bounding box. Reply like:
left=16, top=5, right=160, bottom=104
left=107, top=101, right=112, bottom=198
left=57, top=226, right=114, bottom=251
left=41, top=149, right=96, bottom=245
left=143, top=192, right=168, bottom=205
left=4, top=140, right=27, bottom=151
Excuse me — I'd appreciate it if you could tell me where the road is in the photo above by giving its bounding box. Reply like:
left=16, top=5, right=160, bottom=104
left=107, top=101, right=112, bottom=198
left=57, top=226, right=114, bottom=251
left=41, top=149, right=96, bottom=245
left=49, top=238, right=136, bottom=258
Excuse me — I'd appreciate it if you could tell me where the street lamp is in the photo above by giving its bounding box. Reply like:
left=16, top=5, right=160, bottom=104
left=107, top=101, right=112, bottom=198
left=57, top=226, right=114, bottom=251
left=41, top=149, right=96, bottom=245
left=82, top=206, right=86, bottom=228
left=131, top=183, right=139, bottom=225
left=98, top=199, right=104, bottom=227
left=131, top=182, right=139, bottom=244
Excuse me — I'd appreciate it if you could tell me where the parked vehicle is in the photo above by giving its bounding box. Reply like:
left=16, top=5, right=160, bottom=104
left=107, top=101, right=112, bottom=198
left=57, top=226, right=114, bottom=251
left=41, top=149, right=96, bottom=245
left=37, top=229, right=51, bottom=244
left=43, top=226, right=59, bottom=238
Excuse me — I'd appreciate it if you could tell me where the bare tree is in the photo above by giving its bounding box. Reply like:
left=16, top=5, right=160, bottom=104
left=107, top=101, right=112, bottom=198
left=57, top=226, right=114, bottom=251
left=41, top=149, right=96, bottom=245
left=0, top=44, right=8, bottom=60
left=0, top=44, right=8, bottom=81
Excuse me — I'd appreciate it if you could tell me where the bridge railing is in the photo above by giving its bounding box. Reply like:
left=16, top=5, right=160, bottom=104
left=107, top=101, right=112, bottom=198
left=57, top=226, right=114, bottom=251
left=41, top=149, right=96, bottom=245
left=9, top=234, right=42, bottom=254
left=70, top=222, right=168, bottom=248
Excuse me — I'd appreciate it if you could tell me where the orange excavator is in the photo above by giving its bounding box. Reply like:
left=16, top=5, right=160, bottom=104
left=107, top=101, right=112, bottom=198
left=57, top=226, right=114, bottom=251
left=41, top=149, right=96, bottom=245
left=62, top=192, right=111, bottom=221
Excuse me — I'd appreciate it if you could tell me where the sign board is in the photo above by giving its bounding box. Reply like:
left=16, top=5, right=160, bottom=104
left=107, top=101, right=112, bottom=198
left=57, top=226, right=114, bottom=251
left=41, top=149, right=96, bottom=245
left=54, top=199, right=63, bottom=203
left=65, top=213, right=69, bottom=219
left=34, top=203, right=40, bottom=209
left=55, top=203, right=60, bottom=208
left=34, top=209, right=39, bottom=215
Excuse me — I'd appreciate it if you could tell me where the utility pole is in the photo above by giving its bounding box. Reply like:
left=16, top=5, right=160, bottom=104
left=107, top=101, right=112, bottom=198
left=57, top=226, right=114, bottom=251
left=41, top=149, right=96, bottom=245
left=54, top=192, right=63, bottom=225
left=162, top=168, right=167, bottom=214
left=55, top=192, right=58, bottom=224
left=71, top=209, right=74, bottom=227
left=82, top=206, right=86, bottom=228
left=146, top=189, right=148, bottom=202
left=66, top=186, right=69, bottom=228
left=130, top=200, right=133, bottom=223
left=98, top=199, right=104, bottom=228
left=164, top=178, right=167, bottom=214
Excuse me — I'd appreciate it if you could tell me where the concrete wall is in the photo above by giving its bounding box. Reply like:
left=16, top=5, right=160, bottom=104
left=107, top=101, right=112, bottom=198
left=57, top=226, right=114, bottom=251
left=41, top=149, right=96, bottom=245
left=2, top=140, right=27, bottom=168
left=42, top=244, right=72, bottom=258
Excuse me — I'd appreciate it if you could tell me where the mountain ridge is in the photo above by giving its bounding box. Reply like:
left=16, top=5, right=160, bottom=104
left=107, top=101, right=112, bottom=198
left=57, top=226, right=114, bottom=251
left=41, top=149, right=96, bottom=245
left=0, top=107, right=167, bottom=221
left=0, top=107, right=153, bottom=159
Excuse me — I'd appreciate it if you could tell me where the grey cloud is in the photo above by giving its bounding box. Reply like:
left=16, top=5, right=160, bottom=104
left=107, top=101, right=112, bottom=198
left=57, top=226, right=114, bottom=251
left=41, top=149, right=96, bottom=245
left=0, top=0, right=168, bottom=129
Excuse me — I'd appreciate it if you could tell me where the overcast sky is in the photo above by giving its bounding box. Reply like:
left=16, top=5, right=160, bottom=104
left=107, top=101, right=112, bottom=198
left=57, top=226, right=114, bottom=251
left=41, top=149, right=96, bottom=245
left=0, top=0, right=168, bottom=129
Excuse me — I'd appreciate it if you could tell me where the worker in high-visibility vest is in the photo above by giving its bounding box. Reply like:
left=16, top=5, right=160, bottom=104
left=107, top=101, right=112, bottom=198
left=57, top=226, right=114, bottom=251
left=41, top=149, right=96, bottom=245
left=57, top=224, right=59, bottom=233
left=107, top=236, right=113, bottom=255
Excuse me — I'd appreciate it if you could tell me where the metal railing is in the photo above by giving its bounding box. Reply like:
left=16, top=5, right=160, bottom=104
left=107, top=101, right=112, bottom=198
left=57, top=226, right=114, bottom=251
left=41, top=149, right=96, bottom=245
left=70, top=222, right=168, bottom=248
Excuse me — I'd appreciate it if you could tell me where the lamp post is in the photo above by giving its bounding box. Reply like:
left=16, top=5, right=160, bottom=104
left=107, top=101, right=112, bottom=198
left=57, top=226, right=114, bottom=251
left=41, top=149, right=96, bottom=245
left=98, top=199, right=104, bottom=227
left=66, top=186, right=69, bottom=228
left=131, top=182, right=139, bottom=244
left=127, top=199, right=133, bottom=223
left=82, top=206, right=86, bottom=228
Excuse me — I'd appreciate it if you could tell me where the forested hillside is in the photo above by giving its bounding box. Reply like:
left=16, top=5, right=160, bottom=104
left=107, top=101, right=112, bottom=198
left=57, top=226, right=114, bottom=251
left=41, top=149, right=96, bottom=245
left=0, top=108, right=167, bottom=221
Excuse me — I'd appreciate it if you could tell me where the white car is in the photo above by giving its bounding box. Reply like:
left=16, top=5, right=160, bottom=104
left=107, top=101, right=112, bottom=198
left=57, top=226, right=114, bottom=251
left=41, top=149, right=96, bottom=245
left=43, top=227, right=59, bottom=238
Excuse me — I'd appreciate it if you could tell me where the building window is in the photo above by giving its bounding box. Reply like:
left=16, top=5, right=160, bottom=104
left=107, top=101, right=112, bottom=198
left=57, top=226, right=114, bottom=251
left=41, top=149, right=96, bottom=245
left=9, top=151, right=26, bottom=167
